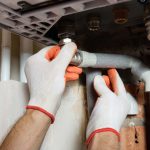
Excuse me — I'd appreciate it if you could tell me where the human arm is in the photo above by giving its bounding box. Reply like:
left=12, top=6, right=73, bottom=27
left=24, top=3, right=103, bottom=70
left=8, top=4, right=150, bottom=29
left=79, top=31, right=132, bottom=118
left=0, top=42, right=82, bottom=150
left=86, top=69, right=138, bottom=150
left=0, top=110, right=51, bottom=150
left=88, top=132, right=119, bottom=150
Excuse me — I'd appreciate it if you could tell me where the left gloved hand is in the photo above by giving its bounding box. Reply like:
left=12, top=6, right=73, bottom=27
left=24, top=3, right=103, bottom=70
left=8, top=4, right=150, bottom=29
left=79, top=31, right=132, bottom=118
left=25, top=42, right=82, bottom=123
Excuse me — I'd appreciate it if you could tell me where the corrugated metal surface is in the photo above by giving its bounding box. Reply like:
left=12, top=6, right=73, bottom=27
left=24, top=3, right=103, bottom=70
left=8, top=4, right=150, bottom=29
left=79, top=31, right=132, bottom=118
left=0, top=0, right=130, bottom=45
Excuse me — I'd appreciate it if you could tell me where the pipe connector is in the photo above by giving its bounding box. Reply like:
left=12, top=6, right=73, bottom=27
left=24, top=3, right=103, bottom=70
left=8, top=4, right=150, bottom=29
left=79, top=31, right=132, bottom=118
left=78, top=51, right=97, bottom=67
left=71, top=50, right=97, bottom=67
left=59, top=37, right=73, bottom=46
left=71, top=51, right=150, bottom=89
left=70, top=51, right=83, bottom=66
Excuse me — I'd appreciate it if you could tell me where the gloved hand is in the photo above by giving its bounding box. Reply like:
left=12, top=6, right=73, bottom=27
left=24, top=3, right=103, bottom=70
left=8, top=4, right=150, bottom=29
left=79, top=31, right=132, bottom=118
left=86, top=69, right=138, bottom=144
left=25, top=42, right=82, bottom=123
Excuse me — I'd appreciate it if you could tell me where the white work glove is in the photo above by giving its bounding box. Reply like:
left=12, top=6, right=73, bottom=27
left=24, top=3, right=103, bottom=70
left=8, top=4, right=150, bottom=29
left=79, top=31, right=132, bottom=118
left=86, top=69, right=138, bottom=144
left=25, top=42, right=82, bottom=123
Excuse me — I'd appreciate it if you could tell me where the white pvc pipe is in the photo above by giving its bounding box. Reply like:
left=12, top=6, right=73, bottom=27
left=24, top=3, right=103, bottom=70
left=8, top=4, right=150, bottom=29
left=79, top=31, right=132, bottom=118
left=141, top=71, right=150, bottom=92
left=20, top=36, right=33, bottom=82
left=1, top=29, right=11, bottom=81
left=78, top=50, right=150, bottom=91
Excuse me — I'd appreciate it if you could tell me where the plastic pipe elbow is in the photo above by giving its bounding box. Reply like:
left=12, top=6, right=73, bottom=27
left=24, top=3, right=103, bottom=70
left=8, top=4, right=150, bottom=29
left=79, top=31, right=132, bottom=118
left=141, top=71, right=150, bottom=92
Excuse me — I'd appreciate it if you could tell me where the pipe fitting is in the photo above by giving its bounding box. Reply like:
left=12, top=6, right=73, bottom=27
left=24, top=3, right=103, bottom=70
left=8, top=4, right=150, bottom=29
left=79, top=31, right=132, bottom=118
left=71, top=50, right=150, bottom=90
left=113, top=8, right=128, bottom=25
left=87, top=15, right=101, bottom=31
left=141, top=71, right=150, bottom=91
left=70, top=51, right=83, bottom=66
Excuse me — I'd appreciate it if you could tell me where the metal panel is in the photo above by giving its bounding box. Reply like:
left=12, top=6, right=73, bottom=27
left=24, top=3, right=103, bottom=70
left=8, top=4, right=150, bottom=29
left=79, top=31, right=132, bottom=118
left=0, top=0, right=130, bottom=45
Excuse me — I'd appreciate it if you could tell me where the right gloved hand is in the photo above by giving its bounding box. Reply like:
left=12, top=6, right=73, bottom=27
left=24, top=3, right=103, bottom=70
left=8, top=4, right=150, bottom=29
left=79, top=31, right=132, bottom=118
left=25, top=42, right=82, bottom=123
left=86, top=69, right=138, bottom=145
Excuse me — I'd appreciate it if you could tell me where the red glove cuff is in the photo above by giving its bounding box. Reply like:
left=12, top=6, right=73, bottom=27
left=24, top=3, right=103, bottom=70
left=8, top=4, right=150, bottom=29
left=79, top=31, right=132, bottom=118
left=86, top=128, right=120, bottom=145
left=26, top=105, right=55, bottom=124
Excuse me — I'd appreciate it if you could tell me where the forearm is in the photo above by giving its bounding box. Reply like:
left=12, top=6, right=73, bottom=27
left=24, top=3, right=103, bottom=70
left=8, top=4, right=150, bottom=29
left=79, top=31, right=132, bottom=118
left=88, top=132, right=119, bottom=150
left=0, top=110, right=51, bottom=150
